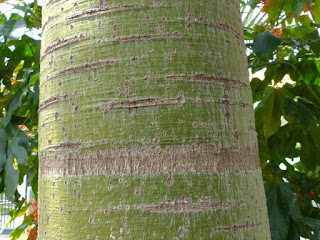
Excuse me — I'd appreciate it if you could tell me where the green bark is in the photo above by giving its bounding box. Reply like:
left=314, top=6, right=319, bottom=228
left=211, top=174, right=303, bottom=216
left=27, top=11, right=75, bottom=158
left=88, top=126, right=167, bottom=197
left=39, top=0, right=271, bottom=239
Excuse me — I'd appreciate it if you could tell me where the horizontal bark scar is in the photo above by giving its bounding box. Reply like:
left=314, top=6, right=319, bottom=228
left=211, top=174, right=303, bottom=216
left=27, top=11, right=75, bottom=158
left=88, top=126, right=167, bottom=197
left=42, top=34, right=88, bottom=58
left=39, top=145, right=260, bottom=176
left=118, top=32, right=183, bottom=42
left=139, top=198, right=246, bottom=214
left=196, top=18, right=243, bottom=40
left=191, top=99, right=251, bottom=108
left=213, top=222, right=261, bottom=236
left=38, top=95, right=68, bottom=112
left=101, top=92, right=185, bottom=119
left=66, top=5, right=143, bottom=20
left=59, top=60, right=119, bottom=75
left=166, top=74, right=248, bottom=87
left=46, top=0, right=61, bottom=6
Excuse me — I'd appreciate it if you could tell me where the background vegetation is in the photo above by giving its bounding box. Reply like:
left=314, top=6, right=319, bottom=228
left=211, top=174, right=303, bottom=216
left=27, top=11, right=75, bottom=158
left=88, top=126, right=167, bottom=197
left=0, top=0, right=319, bottom=239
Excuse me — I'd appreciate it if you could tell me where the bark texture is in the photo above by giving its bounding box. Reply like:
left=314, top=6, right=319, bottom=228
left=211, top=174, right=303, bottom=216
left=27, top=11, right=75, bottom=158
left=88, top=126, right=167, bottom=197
left=39, top=0, right=271, bottom=239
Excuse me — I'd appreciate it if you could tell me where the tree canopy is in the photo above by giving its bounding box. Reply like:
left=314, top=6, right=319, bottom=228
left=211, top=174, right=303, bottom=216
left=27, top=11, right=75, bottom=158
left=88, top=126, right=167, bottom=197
left=0, top=0, right=320, bottom=239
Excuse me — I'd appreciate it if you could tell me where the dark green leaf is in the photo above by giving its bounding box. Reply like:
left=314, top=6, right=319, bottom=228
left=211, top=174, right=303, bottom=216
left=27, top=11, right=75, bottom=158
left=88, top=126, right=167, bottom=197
left=250, top=77, right=268, bottom=103
left=0, top=85, right=25, bottom=128
left=248, top=0, right=260, bottom=8
left=7, top=132, right=30, bottom=165
left=0, top=128, right=7, bottom=171
left=300, top=124, right=320, bottom=175
left=255, top=88, right=284, bottom=137
left=29, top=80, right=39, bottom=107
left=278, top=183, right=301, bottom=221
left=4, top=154, right=19, bottom=203
left=252, top=31, right=282, bottom=59
left=265, top=183, right=290, bottom=240
left=290, top=0, right=306, bottom=15
left=284, top=98, right=317, bottom=133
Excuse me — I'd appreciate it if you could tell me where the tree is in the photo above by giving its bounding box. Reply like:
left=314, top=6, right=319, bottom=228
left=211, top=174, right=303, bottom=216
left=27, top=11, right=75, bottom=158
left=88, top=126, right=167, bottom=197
left=2, top=0, right=319, bottom=239
left=36, top=0, right=271, bottom=239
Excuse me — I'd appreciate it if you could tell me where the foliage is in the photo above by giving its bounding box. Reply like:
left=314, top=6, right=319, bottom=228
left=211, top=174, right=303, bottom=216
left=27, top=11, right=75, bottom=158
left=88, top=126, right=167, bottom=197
left=242, top=0, right=320, bottom=239
left=5, top=200, right=37, bottom=240
left=0, top=0, right=40, bottom=238
left=0, top=0, right=319, bottom=239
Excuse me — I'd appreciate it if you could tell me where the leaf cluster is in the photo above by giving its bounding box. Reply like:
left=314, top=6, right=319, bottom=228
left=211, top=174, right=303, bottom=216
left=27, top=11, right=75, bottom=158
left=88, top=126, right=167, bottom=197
left=0, top=0, right=41, bottom=233
left=242, top=0, right=320, bottom=239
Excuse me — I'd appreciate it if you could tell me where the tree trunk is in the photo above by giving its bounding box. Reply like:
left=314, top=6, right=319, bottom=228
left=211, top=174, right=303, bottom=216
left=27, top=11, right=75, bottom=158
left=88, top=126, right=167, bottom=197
left=39, top=0, right=271, bottom=239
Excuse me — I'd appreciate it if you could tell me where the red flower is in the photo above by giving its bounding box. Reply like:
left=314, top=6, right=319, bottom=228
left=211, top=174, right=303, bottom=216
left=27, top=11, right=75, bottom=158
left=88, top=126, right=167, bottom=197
left=33, top=209, right=38, bottom=222
left=271, top=28, right=282, bottom=37
left=32, top=201, right=38, bottom=208
left=310, top=190, right=315, bottom=197
left=28, top=230, right=36, bottom=240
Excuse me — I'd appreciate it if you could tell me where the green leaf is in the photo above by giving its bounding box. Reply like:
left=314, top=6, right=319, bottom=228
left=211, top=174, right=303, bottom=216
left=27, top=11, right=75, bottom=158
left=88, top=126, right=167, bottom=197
left=0, top=69, right=32, bottom=128
left=29, top=80, right=39, bottom=108
left=284, top=98, right=317, bottom=133
left=267, top=124, right=302, bottom=164
left=290, top=0, right=306, bottom=15
left=248, top=0, right=260, bottom=8
left=29, top=72, right=40, bottom=85
left=301, top=124, right=320, bottom=175
left=9, top=215, right=33, bottom=240
left=6, top=202, right=31, bottom=229
left=28, top=155, right=38, bottom=200
left=250, top=77, right=268, bottom=103
left=4, top=154, right=18, bottom=203
left=4, top=123, right=20, bottom=139
left=252, top=31, right=282, bottom=59
left=303, top=217, right=320, bottom=230
left=0, top=18, right=26, bottom=41
left=305, top=30, right=320, bottom=55
left=278, top=183, right=301, bottom=221
left=0, top=20, right=15, bottom=39
left=0, top=85, right=25, bottom=128
left=265, top=183, right=290, bottom=240
left=0, top=128, right=7, bottom=171
left=0, top=13, right=7, bottom=25
left=7, top=132, right=30, bottom=165
left=255, top=88, right=284, bottom=137
left=313, top=0, right=320, bottom=23
left=13, top=5, right=32, bottom=13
